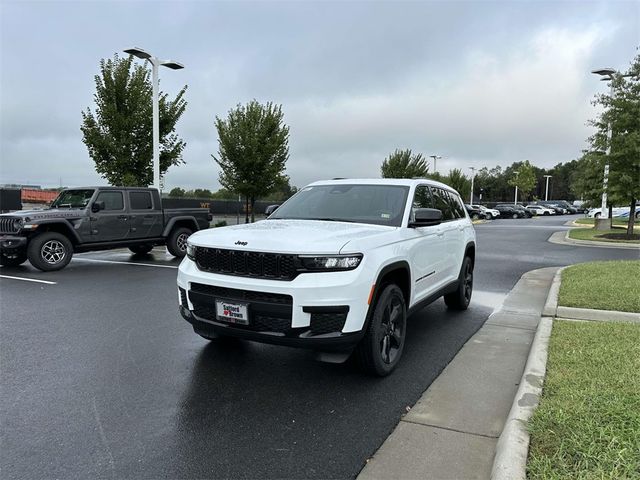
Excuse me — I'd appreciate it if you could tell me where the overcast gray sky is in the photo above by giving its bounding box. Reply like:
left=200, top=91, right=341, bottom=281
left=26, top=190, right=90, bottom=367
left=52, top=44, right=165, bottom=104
left=1, top=0, right=638, bottom=190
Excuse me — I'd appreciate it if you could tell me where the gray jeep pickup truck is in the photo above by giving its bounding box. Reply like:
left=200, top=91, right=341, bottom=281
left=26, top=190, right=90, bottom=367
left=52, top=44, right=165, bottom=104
left=0, top=187, right=210, bottom=271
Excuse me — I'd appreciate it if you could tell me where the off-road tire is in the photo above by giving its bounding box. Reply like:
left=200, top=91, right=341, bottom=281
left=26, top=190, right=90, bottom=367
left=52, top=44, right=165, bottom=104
left=27, top=232, right=73, bottom=272
left=167, top=227, right=192, bottom=258
left=0, top=252, right=27, bottom=267
left=444, top=256, right=473, bottom=310
left=355, top=284, right=407, bottom=376
left=129, top=244, right=154, bottom=255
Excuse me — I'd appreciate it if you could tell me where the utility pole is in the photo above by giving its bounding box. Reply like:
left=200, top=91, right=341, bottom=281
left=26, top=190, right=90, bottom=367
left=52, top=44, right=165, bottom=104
left=469, top=167, right=476, bottom=204
left=543, top=175, right=552, bottom=201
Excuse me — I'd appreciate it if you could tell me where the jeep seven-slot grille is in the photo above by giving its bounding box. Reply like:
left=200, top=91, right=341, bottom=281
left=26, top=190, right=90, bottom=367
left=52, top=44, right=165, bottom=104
left=194, top=247, right=298, bottom=280
left=0, top=217, right=20, bottom=234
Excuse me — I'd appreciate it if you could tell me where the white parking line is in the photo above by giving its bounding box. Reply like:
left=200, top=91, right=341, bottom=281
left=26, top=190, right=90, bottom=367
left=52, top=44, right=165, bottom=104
left=0, top=275, right=57, bottom=285
left=72, top=258, right=178, bottom=269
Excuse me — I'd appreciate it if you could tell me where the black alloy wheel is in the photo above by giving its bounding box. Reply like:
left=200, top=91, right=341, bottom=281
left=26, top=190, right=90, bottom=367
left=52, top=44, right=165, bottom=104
left=355, top=284, right=407, bottom=376
left=444, top=256, right=474, bottom=310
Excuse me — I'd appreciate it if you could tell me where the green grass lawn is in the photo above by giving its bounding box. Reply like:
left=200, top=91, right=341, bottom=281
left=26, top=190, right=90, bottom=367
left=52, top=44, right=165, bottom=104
left=559, top=260, right=640, bottom=313
left=568, top=227, right=640, bottom=244
left=574, top=217, right=632, bottom=226
left=527, top=320, right=640, bottom=479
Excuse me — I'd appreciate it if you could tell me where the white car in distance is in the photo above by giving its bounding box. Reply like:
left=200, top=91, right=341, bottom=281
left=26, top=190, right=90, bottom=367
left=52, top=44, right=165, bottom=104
left=525, top=205, right=556, bottom=216
left=471, top=204, right=500, bottom=220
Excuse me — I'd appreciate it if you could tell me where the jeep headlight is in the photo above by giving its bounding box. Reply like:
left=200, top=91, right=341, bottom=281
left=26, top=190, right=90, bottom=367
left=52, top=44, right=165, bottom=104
left=298, top=254, right=363, bottom=271
left=12, top=218, right=24, bottom=231
left=186, top=242, right=196, bottom=260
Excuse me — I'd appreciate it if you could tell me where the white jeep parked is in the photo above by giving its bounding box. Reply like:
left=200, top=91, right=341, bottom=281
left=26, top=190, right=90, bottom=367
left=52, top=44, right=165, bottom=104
left=177, top=179, right=477, bottom=376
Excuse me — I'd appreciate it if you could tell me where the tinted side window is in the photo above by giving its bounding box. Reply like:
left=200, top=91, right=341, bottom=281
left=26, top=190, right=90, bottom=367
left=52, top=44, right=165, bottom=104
left=96, top=191, right=124, bottom=211
left=410, top=185, right=435, bottom=223
left=430, top=187, right=454, bottom=221
left=446, top=191, right=466, bottom=219
left=129, top=191, right=153, bottom=210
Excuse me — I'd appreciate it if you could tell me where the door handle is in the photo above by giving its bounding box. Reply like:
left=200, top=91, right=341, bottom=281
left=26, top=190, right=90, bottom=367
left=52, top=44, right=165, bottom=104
left=117, top=215, right=128, bottom=220
left=436, top=229, right=445, bottom=237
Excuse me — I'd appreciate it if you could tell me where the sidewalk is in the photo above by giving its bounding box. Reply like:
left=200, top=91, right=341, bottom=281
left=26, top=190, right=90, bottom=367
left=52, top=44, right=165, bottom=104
left=358, top=267, right=559, bottom=480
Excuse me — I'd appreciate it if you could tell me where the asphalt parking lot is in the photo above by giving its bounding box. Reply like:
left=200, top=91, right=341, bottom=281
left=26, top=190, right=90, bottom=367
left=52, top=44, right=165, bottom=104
left=1, top=215, right=637, bottom=479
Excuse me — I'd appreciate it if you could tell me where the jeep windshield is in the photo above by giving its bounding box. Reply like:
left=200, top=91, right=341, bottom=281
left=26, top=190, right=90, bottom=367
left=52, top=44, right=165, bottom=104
left=270, top=184, right=410, bottom=227
left=50, top=189, right=95, bottom=209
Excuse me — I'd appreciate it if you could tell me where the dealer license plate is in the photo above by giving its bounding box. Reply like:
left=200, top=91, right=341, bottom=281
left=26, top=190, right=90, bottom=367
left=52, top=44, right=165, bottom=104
left=215, top=300, right=249, bottom=325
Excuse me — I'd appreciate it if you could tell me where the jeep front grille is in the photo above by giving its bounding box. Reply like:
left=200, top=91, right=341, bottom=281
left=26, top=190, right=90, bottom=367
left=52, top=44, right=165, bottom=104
left=0, top=217, right=20, bottom=234
left=194, top=247, right=298, bottom=280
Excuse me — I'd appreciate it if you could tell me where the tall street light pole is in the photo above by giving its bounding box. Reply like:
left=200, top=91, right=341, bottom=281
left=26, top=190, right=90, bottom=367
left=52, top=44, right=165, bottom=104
left=124, top=47, right=184, bottom=191
left=591, top=68, right=616, bottom=221
left=543, top=175, right=552, bottom=201
left=429, top=155, right=442, bottom=174
left=513, top=170, right=520, bottom=205
left=469, top=167, right=476, bottom=204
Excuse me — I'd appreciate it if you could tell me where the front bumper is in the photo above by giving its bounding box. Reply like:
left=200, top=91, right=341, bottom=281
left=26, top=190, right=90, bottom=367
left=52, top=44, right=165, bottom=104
left=0, top=235, right=27, bottom=252
left=177, top=256, right=374, bottom=349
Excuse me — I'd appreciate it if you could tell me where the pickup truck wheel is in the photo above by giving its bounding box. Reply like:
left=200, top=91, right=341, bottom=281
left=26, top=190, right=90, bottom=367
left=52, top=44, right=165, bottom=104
left=0, top=252, right=27, bottom=267
left=355, top=284, right=407, bottom=376
left=129, top=244, right=153, bottom=255
left=444, top=256, right=473, bottom=310
left=167, top=227, right=192, bottom=258
left=27, top=232, right=73, bottom=272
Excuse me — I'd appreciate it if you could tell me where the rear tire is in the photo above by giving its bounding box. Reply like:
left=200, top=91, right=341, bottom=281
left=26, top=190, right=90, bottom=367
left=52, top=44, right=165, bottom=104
left=129, top=244, right=153, bottom=255
left=355, top=284, right=407, bottom=376
left=27, top=232, right=73, bottom=271
left=512, top=213, right=518, bottom=219
left=0, top=252, right=27, bottom=267
left=166, top=227, right=192, bottom=258
left=444, top=257, right=473, bottom=310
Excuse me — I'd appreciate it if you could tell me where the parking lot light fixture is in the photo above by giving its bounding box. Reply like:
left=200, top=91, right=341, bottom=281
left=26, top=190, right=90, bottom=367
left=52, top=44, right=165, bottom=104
left=429, top=155, right=442, bottom=174
left=543, top=175, right=552, bottom=201
left=123, top=47, right=184, bottom=191
left=591, top=68, right=617, bottom=220
left=469, top=167, right=476, bottom=204
left=513, top=170, right=520, bottom=205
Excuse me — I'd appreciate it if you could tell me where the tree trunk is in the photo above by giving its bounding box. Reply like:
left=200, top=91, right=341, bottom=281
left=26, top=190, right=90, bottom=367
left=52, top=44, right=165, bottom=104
left=627, top=198, right=637, bottom=237
left=245, top=196, right=249, bottom=224
left=250, top=196, right=256, bottom=223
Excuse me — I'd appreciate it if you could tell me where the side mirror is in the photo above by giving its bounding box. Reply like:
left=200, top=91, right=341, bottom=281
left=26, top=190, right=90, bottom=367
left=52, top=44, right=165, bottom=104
left=409, top=208, right=442, bottom=227
left=92, top=201, right=105, bottom=213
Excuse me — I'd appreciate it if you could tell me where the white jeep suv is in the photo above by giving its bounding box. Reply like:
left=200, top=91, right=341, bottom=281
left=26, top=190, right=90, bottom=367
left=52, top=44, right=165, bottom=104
left=177, top=179, right=476, bottom=376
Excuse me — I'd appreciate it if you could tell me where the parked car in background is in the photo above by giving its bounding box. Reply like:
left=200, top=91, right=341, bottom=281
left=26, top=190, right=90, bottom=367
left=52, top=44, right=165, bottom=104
left=514, top=204, right=533, bottom=218
left=547, top=200, right=578, bottom=214
left=494, top=204, right=527, bottom=219
left=464, top=204, right=486, bottom=220
left=0, top=187, right=211, bottom=270
left=526, top=205, right=556, bottom=216
left=471, top=204, right=500, bottom=220
left=588, top=206, right=640, bottom=219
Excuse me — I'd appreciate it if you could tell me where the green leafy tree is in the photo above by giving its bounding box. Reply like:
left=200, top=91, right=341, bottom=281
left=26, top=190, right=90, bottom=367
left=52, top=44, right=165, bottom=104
left=381, top=149, right=429, bottom=178
left=213, top=100, right=290, bottom=222
left=168, top=187, right=185, bottom=197
left=508, top=160, right=537, bottom=202
left=443, top=168, right=471, bottom=200
left=586, top=54, right=640, bottom=235
left=211, top=188, right=237, bottom=200
left=81, top=54, right=187, bottom=187
left=190, top=189, right=213, bottom=198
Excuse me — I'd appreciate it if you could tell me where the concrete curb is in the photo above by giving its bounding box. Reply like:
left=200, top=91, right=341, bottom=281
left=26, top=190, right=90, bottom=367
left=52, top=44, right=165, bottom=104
left=490, top=317, right=553, bottom=480
left=562, top=230, right=640, bottom=249
left=557, top=306, right=640, bottom=323
left=542, top=267, right=565, bottom=317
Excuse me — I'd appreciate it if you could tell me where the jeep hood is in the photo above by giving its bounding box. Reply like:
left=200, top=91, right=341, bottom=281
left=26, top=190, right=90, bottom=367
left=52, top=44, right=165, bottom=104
left=188, top=219, right=395, bottom=254
left=0, top=208, right=86, bottom=221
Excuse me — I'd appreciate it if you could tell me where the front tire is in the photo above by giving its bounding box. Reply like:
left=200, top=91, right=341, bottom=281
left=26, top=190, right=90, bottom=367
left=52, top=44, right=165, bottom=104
left=485, top=213, right=493, bottom=220
left=355, top=284, right=407, bottom=376
left=512, top=213, right=518, bottom=219
left=444, top=256, right=473, bottom=310
left=0, top=251, right=27, bottom=267
left=27, top=232, right=73, bottom=271
left=166, top=227, right=192, bottom=258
